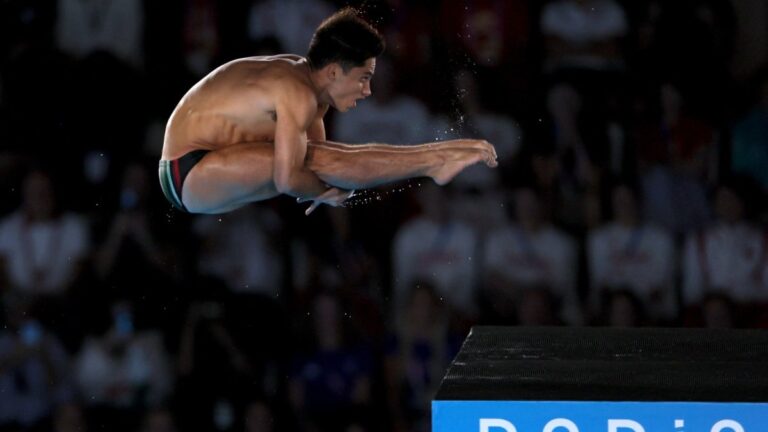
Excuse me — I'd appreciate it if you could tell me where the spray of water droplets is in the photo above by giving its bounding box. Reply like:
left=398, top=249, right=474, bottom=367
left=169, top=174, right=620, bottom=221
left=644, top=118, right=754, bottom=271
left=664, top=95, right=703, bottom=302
left=343, top=179, right=423, bottom=208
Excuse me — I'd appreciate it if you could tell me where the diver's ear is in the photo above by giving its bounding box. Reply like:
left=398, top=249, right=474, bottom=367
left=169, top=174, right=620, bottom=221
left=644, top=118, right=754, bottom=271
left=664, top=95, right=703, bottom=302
left=327, top=63, right=343, bottom=80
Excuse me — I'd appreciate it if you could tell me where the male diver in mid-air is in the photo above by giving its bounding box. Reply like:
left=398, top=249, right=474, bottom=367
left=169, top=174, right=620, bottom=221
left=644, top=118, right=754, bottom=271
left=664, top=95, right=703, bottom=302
left=159, top=8, right=497, bottom=216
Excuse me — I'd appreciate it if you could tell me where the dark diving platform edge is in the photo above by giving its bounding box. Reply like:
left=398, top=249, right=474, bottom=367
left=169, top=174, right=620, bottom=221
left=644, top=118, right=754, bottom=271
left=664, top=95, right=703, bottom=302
left=434, top=326, right=768, bottom=402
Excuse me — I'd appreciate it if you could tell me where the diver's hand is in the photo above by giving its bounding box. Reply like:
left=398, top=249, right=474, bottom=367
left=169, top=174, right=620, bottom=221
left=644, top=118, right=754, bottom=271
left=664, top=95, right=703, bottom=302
left=298, top=187, right=355, bottom=215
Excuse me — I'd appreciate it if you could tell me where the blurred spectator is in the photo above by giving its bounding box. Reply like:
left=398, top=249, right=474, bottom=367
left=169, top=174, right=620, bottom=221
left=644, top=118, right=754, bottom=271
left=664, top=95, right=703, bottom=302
left=444, top=0, right=530, bottom=69
left=289, top=291, right=373, bottom=432
left=635, top=82, right=714, bottom=236
left=731, top=74, right=768, bottom=190
left=540, top=0, right=628, bottom=122
left=682, top=180, right=768, bottom=307
left=374, top=2, right=434, bottom=103
left=587, top=181, right=677, bottom=322
left=243, top=399, right=275, bottom=432
left=437, top=0, right=531, bottom=112
left=700, top=293, right=736, bottom=329
left=181, top=0, right=221, bottom=77
left=482, top=186, right=581, bottom=324
left=451, top=69, right=521, bottom=188
left=0, top=169, right=89, bottom=295
left=384, top=282, right=460, bottom=432
left=333, top=56, right=433, bottom=145
left=646, top=1, right=735, bottom=120
left=74, top=300, right=172, bottom=411
left=137, top=407, right=177, bottom=432
left=449, top=185, right=508, bottom=250
left=600, top=289, right=646, bottom=327
left=541, top=0, right=628, bottom=74
left=194, top=205, right=283, bottom=295
left=0, top=294, right=73, bottom=430
left=729, top=0, right=768, bottom=80
left=515, top=137, right=594, bottom=231
left=176, top=297, right=256, bottom=432
left=55, top=0, right=144, bottom=67
left=52, top=402, right=87, bottom=432
left=95, top=162, right=182, bottom=301
left=0, top=0, right=67, bottom=155
left=516, top=286, right=561, bottom=326
left=392, top=185, right=479, bottom=320
left=57, top=0, right=146, bottom=158
left=247, top=0, right=334, bottom=56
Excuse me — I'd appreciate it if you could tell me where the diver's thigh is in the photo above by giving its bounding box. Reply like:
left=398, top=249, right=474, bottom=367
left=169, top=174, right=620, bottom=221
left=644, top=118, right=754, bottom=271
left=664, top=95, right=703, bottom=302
left=181, top=143, right=278, bottom=214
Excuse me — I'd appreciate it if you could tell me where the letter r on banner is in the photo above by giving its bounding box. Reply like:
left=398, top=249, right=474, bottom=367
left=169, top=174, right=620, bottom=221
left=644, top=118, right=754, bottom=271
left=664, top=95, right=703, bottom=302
left=608, top=419, right=646, bottom=432
left=480, top=419, right=517, bottom=432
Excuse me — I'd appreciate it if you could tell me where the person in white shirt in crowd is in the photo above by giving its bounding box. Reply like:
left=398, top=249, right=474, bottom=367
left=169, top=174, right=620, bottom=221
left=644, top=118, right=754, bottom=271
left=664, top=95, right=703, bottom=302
left=482, top=185, right=581, bottom=324
left=540, top=0, right=628, bottom=74
left=332, top=55, right=434, bottom=146
left=0, top=294, right=74, bottom=430
left=248, top=0, right=335, bottom=57
left=56, top=0, right=144, bottom=67
left=193, top=205, right=283, bottom=296
left=451, top=69, right=522, bottom=189
left=421, top=69, right=514, bottom=243
left=682, top=178, right=768, bottom=308
left=74, top=300, right=172, bottom=411
left=540, top=0, right=629, bottom=157
left=0, top=169, right=89, bottom=296
left=587, top=181, right=677, bottom=322
left=392, top=184, right=480, bottom=320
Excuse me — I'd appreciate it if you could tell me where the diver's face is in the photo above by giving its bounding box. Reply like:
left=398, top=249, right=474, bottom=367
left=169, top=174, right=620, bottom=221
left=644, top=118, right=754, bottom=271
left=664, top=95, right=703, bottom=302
left=330, top=58, right=375, bottom=112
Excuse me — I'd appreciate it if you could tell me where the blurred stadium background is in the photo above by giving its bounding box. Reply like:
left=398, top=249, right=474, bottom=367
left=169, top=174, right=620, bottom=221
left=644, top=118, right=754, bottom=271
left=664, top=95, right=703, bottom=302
left=1, top=0, right=767, bottom=431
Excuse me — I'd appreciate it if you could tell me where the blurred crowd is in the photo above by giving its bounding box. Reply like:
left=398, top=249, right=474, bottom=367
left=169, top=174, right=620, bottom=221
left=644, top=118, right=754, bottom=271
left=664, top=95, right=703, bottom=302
left=1, top=0, right=768, bottom=431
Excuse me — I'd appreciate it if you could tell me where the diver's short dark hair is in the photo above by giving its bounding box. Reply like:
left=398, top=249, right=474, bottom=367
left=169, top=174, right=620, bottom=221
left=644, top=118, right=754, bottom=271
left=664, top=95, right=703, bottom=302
left=307, top=8, right=385, bottom=72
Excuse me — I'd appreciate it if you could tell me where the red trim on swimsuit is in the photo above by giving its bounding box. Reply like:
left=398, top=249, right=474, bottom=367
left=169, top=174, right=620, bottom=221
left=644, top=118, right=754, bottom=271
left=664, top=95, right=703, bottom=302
left=172, top=159, right=182, bottom=189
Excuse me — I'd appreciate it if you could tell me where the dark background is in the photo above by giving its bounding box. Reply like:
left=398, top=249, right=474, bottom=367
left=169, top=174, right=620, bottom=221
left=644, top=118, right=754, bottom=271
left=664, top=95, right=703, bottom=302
left=1, top=1, right=767, bottom=431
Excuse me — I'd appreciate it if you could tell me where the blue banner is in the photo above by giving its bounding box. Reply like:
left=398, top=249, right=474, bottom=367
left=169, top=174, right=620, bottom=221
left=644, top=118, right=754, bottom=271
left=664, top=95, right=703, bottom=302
left=432, top=401, right=768, bottom=432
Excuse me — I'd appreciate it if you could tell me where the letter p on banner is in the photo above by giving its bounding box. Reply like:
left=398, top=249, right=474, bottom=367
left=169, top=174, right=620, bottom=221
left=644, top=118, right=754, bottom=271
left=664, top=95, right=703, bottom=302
left=480, top=419, right=517, bottom=432
left=609, top=419, right=646, bottom=432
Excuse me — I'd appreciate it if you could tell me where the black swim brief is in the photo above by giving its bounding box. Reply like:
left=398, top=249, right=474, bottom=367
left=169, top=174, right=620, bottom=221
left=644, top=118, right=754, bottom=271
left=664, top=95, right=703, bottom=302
left=158, top=150, right=210, bottom=212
